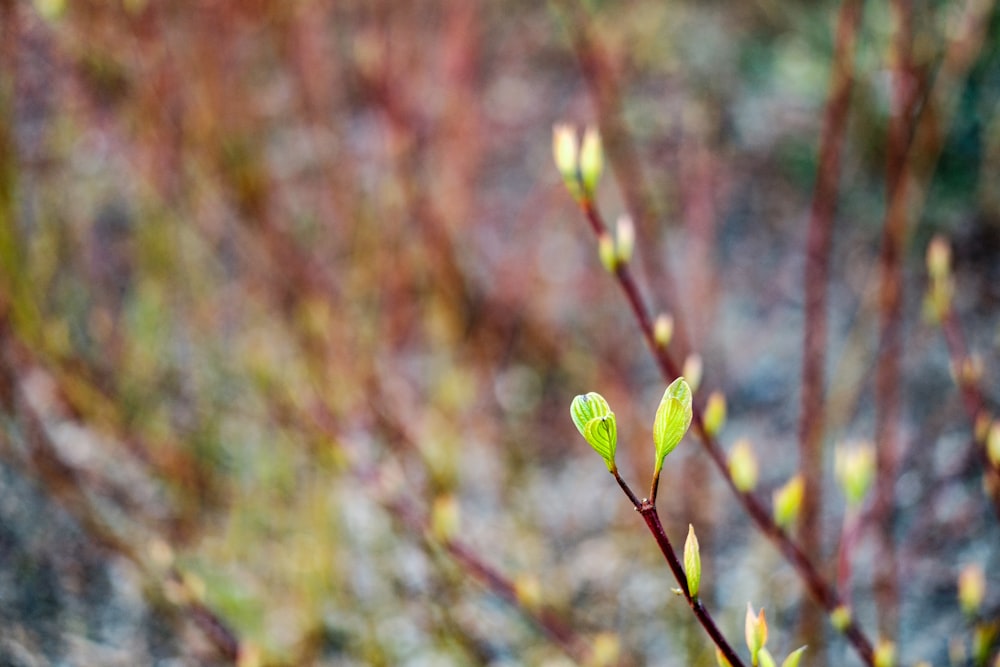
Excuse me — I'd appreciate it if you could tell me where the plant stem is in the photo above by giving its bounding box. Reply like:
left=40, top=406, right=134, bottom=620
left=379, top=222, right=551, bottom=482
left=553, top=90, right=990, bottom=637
left=638, top=501, right=746, bottom=667
left=575, top=198, right=876, bottom=665
left=798, top=0, right=864, bottom=655
left=613, top=468, right=643, bottom=508
left=609, top=466, right=745, bottom=665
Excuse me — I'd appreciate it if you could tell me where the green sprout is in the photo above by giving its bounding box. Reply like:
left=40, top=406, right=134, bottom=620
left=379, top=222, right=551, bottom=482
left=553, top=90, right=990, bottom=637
left=570, top=392, right=618, bottom=472
left=651, top=377, right=693, bottom=502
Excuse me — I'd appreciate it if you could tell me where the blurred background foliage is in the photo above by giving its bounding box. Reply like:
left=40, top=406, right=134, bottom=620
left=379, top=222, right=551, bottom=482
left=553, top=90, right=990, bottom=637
left=0, top=0, right=998, bottom=665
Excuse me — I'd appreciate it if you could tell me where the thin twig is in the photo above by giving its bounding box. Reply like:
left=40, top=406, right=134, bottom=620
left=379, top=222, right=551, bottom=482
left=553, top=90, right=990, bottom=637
left=613, top=472, right=747, bottom=666
left=872, top=0, right=918, bottom=638
left=575, top=197, right=876, bottom=665
left=798, top=0, right=865, bottom=653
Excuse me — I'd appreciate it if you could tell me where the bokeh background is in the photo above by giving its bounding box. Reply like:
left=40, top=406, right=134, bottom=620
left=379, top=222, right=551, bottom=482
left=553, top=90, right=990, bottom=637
left=1, top=1, right=998, bottom=665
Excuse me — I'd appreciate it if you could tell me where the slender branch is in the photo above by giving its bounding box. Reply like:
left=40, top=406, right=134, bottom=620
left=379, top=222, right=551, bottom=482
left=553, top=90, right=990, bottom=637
left=637, top=501, right=746, bottom=667
left=608, top=457, right=744, bottom=663
left=872, top=0, right=917, bottom=637
left=938, top=305, right=1000, bottom=519
left=798, top=0, right=865, bottom=653
left=613, top=468, right=644, bottom=508
left=574, top=198, right=876, bottom=665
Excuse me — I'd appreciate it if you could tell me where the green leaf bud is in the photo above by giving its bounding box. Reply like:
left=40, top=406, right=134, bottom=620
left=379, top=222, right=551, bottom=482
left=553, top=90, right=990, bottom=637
left=758, top=648, right=777, bottom=667
left=652, top=377, right=693, bottom=475
left=430, top=494, right=460, bottom=542
left=987, top=420, right=1000, bottom=467
left=830, top=605, right=852, bottom=632
left=570, top=393, right=618, bottom=471
left=614, top=214, right=635, bottom=265
left=653, top=313, right=674, bottom=348
left=773, top=473, right=804, bottom=529
left=598, top=233, right=618, bottom=273
left=927, top=234, right=952, bottom=281
left=715, top=647, right=732, bottom=667
left=729, top=439, right=759, bottom=492
left=835, top=442, right=875, bottom=508
left=958, top=563, right=985, bottom=616
left=684, top=524, right=701, bottom=598
left=682, top=353, right=703, bottom=393
left=744, top=603, right=768, bottom=665
left=874, top=639, right=896, bottom=667
left=553, top=124, right=580, bottom=195
left=591, top=633, right=621, bottom=667
left=781, top=647, right=807, bottom=667
left=579, top=126, right=603, bottom=199
left=703, top=391, right=727, bottom=436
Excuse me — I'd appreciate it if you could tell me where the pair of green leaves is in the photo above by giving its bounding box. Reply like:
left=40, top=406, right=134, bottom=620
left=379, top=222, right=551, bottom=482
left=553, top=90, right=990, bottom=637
left=570, top=377, right=693, bottom=476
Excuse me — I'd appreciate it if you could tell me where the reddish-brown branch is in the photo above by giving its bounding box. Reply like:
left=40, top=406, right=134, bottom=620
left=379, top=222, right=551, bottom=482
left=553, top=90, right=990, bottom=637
left=638, top=504, right=746, bottom=667
left=576, top=199, right=876, bottom=665
left=555, top=0, right=692, bottom=360
left=938, top=308, right=1000, bottom=519
left=872, top=0, right=917, bottom=638
left=798, top=0, right=864, bottom=653
left=443, top=539, right=591, bottom=662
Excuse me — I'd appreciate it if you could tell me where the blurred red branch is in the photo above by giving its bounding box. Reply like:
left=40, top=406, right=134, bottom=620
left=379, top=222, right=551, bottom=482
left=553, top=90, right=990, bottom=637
left=798, top=0, right=864, bottom=653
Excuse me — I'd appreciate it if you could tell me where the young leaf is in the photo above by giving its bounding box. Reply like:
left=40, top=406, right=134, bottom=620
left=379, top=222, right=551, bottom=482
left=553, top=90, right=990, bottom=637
left=703, top=391, right=727, bottom=436
left=684, top=524, right=701, bottom=598
left=745, top=603, right=768, bottom=665
left=583, top=416, right=617, bottom=470
left=758, top=648, right=777, bottom=667
left=652, top=377, right=693, bottom=473
left=571, top=392, right=612, bottom=434
left=782, top=646, right=807, bottom=667
left=773, top=474, right=804, bottom=528
left=729, top=439, right=759, bottom=492
left=579, top=126, right=603, bottom=198
left=570, top=393, right=617, bottom=471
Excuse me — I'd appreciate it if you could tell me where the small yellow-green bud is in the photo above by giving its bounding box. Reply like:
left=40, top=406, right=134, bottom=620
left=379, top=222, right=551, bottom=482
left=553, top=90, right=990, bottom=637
left=579, top=126, right=604, bottom=198
left=598, top=233, right=618, bottom=273
left=874, top=639, right=896, bottom=667
left=703, top=391, right=727, bottom=436
left=988, top=420, right=1000, bottom=467
left=715, top=647, right=733, bottom=667
left=514, top=574, right=542, bottom=610
left=781, top=647, right=807, bottom=667
left=773, top=473, right=805, bottom=529
left=654, top=313, right=674, bottom=348
left=729, top=439, right=759, bottom=492
left=33, top=0, right=67, bottom=21
left=758, top=648, right=777, bottom=667
left=614, top=214, right=635, bottom=265
left=830, top=605, right=852, bottom=632
left=744, top=603, right=768, bottom=664
left=684, top=524, right=701, bottom=598
left=552, top=124, right=583, bottom=201
left=431, top=494, right=461, bottom=541
left=591, top=632, right=621, bottom=667
left=553, top=124, right=579, bottom=179
left=973, top=626, right=990, bottom=664
left=835, top=442, right=875, bottom=508
left=927, top=234, right=952, bottom=281
left=683, top=353, right=703, bottom=393
left=958, top=563, right=985, bottom=616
